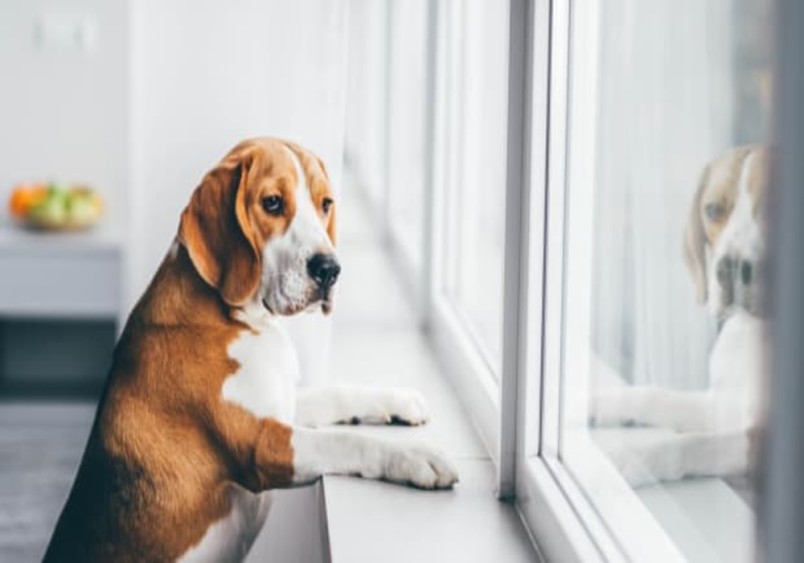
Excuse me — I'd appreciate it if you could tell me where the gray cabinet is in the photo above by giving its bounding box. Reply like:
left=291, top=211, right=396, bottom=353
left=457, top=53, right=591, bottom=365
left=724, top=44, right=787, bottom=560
left=0, top=223, right=123, bottom=396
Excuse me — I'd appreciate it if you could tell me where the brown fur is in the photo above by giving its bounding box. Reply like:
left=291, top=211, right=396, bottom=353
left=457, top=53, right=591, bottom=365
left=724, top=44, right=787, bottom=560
left=44, top=138, right=334, bottom=562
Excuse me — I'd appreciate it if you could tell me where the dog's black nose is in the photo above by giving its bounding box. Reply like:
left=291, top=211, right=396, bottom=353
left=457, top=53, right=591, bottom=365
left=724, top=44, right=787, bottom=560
left=740, top=260, right=753, bottom=286
left=307, top=253, right=341, bottom=290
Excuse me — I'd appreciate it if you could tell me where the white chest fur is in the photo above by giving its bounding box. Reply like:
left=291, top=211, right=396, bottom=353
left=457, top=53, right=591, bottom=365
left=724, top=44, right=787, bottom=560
left=178, top=485, right=273, bottom=563
left=708, top=311, right=766, bottom=429
left=180, top=318, right=299, bottom=562
left=222, top=318, right=299, bottom=424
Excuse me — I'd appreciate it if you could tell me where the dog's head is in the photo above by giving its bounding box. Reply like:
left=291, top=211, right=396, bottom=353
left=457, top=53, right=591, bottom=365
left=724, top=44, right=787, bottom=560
left=684, top=145, right=769, bottom=319
left=178, top=138, right=339, bottom=316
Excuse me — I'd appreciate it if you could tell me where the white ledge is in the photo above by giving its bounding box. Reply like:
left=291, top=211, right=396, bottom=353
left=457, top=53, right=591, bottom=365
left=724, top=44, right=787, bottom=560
left=322, top=460, right=536, bottom=563
left=316, top=324, right=537, bottom=563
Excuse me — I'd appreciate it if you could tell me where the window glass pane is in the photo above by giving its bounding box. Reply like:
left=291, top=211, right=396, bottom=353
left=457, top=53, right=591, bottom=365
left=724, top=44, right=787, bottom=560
left=441, top=0, right=509, bottom=375
left=387, top=0, right=428, bottom=269
left=558, top=1, right=774, bottom=559
left=344, top=0, right=389, bottom=208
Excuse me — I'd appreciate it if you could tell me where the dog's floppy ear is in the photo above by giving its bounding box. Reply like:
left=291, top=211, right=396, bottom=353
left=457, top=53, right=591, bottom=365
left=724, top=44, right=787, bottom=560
left=683, top=165, right=710, bottom=304
left=326, top=203, right=337, bottom=247
left=179, top=150, right=261, bottom=307
left=317, top=156, right=337, bottom=246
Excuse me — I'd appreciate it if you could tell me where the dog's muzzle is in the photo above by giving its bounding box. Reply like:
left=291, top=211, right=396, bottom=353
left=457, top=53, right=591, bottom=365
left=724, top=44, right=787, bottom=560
left=716, top=254, right=764, bottom=315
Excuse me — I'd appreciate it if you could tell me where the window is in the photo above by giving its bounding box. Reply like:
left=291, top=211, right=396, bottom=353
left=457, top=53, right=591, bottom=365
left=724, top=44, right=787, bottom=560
left=345, top=0, right=791, bottom=559
left=345, top=0, right=512, bottom=458
left=421, top=0, right=513, bottom=456
left=344, top=0, right=431, bottom=296
left=520, top=0, right=776, bottom=560
left=387, top=0, right=428, bottom=272
left=436, top=0, right=510, bottom=376
left=343, top=0, right=390, bottom=214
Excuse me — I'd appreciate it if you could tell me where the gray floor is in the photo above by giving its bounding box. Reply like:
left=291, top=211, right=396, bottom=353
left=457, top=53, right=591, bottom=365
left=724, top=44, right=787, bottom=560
left=0, top=402, right=95, bottom=562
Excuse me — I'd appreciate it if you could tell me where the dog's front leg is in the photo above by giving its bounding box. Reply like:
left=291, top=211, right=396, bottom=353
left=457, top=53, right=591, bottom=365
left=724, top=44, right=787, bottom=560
left=295, top=386, right=429, bottom=427
left=595, top=429, right=751, bottom=487
left=591, top=386, right=718, bottom=433
left=290, top=427, right=458, bottom=489
left=207, top=402, right=456, bottom=491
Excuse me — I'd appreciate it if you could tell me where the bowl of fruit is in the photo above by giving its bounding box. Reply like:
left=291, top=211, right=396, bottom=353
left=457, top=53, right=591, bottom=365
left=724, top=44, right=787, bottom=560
left=8, top=183, right=104, bottom=231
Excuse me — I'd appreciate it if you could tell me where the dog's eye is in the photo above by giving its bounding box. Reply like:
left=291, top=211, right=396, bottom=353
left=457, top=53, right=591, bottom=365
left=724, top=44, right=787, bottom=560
left=322, top=197, right=334, bottom=214
left=262, top=195, right=284, bottom=215
left=705, top=202, right=724, bottom=221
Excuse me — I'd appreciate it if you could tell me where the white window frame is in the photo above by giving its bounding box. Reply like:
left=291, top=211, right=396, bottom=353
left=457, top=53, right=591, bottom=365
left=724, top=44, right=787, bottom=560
left=511, top=1, right=708, bottom=561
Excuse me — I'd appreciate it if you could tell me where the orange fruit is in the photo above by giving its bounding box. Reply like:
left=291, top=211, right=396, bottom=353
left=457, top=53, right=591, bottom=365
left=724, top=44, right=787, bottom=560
left=8, top=184, right=48, bottom=218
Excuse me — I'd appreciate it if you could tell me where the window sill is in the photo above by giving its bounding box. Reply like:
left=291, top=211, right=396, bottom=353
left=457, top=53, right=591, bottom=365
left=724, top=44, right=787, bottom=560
left=637, top=477, right=754, bottom=562
left=323, top=459, right=533, bottom=563
left=319, top=327, right=537, bottom=562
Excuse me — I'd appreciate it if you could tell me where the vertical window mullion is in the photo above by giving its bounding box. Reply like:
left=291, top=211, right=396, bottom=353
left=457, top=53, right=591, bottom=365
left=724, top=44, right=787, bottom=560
left=420, top=0, right=440, bottom=327
left=498, top=0, right=535, bottom=498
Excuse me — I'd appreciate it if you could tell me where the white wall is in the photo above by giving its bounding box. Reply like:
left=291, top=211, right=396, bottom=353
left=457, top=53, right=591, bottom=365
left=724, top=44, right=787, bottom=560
left=0, top=0, right=129, bottom=234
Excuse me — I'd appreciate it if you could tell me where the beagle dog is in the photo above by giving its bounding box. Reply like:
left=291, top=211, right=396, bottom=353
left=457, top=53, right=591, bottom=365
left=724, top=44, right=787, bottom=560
left=591, top=145, right=769, bottom=486
left=44, top=138, right=458, bottom=562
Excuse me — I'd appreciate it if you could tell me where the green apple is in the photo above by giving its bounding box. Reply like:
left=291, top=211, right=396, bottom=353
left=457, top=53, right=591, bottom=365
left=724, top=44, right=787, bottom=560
left=67, top=192, right=96, bottom=223
left=29, top=187, right=68, bottom=226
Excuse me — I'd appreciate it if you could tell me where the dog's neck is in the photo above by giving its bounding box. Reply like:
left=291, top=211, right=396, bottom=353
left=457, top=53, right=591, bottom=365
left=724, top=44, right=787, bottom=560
left=128, top=244, right=236, bottom=330
left=716, top=307, right=766, bottom=334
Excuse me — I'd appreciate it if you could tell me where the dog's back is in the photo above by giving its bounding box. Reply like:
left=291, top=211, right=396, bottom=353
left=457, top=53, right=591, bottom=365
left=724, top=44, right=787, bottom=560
left=44, top=250, right=247, bottom=562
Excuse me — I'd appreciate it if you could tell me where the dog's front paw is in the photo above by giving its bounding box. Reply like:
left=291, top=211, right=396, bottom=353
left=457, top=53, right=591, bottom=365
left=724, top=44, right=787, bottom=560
left=589, top=388, right=629, bottom=427
left=382, top=388, right=430, bottom=426
left=382, top=445, right=459, bottom=489
left=350, top=388, right=430, bottom=426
